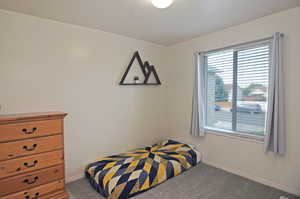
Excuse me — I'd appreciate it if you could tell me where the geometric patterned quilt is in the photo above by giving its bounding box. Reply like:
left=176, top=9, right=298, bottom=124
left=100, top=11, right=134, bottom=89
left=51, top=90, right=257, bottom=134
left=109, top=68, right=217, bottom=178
left=85, top=140, right=202, bottom=199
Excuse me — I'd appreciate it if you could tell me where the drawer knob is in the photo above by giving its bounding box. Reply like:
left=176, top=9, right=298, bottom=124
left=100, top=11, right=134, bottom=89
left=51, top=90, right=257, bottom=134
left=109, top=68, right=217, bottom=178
left=22, top=127, right=37, bottom=135
left=24, top=160, right=38, bottom=168
left=23, top=176, right=39, bottom=185
left=25, top=192, right=40, bottom=199
left=23, top=144, right=38, bottom=151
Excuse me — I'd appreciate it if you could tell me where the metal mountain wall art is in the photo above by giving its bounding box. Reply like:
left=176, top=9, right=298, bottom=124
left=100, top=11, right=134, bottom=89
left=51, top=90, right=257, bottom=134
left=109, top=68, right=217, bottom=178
left=119, top=51, right=161, bottom=86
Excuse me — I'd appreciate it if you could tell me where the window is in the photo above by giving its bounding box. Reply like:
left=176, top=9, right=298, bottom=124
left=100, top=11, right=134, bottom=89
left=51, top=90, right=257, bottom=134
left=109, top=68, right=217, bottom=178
left=204, top=40, right=271, bottom=138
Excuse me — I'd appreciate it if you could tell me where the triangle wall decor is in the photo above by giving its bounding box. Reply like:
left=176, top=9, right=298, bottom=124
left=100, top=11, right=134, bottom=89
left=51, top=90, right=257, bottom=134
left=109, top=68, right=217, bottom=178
left=119, top=51, right=161, bottom=86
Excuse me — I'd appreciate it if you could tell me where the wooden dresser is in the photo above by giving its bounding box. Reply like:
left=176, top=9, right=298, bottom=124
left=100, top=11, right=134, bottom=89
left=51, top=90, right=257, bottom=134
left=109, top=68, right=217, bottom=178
left=0, top=112, right=68, bottom=199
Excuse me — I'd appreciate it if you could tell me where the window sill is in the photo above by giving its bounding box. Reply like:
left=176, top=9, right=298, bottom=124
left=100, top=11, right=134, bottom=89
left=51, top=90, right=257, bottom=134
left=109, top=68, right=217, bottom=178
left=204, top=127, right=265, bottom=144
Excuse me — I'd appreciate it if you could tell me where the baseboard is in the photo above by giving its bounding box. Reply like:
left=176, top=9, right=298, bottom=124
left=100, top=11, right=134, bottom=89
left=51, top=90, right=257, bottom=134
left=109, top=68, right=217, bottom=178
left=203, top=160, right=300, bottom=197
left=66, top=172, right=84, bottom=183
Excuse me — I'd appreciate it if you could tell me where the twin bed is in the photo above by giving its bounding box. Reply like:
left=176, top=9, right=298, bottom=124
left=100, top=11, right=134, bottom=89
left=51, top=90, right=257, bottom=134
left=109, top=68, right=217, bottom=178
left=85, top=140, right=202, bottom=199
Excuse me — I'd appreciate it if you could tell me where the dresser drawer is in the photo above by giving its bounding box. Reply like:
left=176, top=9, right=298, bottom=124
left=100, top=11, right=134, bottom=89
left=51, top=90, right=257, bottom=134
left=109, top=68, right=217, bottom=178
left=0, top=120, right=62, bottom=142
left=0, top=180, right=64, bottom=199
left=42, top=190, right=68, bottom=199
left=0, top=165, right=64, bottom=197
left=0, top=150, right=64, bottom=179
left=0, top=135, right=63, bottom=161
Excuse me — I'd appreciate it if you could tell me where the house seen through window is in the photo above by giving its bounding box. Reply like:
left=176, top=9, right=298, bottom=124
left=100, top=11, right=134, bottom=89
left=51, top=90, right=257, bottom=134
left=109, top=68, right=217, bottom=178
left=204, top=41, right=271, bottom=138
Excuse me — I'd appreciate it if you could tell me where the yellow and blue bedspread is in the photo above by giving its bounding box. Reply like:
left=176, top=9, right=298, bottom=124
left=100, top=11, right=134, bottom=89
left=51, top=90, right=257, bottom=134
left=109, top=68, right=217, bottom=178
left=85, top=140, right=201, bottom=199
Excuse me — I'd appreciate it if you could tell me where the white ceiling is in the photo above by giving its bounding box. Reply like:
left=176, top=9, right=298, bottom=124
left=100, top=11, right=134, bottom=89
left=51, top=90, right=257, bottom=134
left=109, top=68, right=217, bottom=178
left=0, top=0, right=300, bottom=46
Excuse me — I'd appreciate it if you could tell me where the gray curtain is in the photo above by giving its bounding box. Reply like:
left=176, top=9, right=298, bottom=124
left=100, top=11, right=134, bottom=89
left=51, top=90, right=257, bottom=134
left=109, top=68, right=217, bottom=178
left=264, top=32, right=285, bottom=155
left=190, top=53, right=206, bottom=136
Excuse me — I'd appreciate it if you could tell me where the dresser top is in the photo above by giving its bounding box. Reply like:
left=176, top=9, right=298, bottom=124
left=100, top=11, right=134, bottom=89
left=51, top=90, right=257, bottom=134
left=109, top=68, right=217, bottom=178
left=0, top=112, right=67, bottom=123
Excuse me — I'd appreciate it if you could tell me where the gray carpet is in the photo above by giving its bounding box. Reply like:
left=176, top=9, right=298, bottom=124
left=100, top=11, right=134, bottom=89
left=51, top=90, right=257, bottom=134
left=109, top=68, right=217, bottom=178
left=67, top=164, right=299, bottom=199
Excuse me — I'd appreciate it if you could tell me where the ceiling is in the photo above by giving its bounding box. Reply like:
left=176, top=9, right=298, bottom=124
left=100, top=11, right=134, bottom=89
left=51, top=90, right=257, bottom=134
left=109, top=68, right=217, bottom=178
left=0, top=0, right=300, bottom=46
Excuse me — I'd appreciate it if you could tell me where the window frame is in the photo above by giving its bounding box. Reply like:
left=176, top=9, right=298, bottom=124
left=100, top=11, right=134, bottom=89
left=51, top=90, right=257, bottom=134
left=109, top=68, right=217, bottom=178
left=202, top=39, right=273, bottom=141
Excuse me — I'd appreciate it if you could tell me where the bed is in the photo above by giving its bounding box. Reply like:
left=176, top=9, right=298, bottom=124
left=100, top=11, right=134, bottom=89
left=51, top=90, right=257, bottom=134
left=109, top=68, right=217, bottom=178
left=85, top=140, right=202, bottom=199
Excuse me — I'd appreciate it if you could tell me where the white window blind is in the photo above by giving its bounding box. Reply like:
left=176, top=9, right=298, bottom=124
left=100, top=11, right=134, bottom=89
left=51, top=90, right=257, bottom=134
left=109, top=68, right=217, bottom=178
left=204, top=41, right=271, bottom=137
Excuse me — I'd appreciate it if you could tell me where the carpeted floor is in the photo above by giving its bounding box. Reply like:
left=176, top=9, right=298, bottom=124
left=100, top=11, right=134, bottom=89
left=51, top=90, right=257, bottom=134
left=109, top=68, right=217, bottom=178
left=67, top=164, right=299, bottom=199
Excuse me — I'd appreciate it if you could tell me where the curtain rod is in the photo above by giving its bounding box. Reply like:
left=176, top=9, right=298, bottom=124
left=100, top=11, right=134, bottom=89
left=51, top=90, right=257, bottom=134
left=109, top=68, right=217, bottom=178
left=197, top=33, right=284, bottom=55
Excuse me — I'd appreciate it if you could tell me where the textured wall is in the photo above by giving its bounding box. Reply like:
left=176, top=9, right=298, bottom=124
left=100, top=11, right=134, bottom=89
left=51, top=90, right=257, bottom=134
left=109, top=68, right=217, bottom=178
left=0, top=9, right=169, bottom=181
left=165, top=7, right=300, bottom=196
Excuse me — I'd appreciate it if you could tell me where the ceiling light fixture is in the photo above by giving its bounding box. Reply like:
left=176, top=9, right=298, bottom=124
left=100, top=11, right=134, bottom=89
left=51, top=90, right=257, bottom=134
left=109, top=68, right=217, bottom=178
left=151, top=0, right=173, bottom=9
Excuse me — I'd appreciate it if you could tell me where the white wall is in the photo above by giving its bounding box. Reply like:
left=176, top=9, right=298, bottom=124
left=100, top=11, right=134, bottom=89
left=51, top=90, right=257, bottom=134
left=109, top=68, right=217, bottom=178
left=0, top=9, right=169, bottom=181
left=166, top=7, right=300, bottom=195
